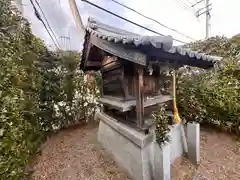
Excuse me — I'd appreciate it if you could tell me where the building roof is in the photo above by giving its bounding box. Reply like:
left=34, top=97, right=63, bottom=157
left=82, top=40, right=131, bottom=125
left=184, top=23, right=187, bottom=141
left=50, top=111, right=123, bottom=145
left=81, top=17, right=221, bottom=70
left=86, top=17, right=173, bottom=51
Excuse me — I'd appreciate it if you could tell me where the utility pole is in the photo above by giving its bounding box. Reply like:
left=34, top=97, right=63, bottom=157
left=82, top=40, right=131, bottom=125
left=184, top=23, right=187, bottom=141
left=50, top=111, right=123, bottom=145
left=205, top=0, right=210, bottom=39
left=195, top=0, right=212, bottom=39
left=60, top=36, right=71, bottom=50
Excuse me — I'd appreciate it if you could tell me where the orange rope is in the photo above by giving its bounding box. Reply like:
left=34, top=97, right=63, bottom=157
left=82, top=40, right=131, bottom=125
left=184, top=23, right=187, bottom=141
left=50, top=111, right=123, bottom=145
left=173, top=70, right=181, bottom=124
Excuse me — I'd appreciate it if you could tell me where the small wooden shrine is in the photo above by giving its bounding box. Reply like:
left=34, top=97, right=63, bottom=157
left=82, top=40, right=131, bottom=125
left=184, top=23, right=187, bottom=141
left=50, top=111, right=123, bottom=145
left=80, top=18, right=218, bottom=133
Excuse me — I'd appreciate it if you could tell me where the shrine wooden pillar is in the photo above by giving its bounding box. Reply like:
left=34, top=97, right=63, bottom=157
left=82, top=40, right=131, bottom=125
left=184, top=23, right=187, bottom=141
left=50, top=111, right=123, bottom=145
left=135, top=65, right=144, bottom=129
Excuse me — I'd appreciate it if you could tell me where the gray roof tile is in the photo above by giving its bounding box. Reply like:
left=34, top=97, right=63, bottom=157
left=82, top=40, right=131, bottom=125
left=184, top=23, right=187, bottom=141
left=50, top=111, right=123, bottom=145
left=86, top=17, right=173, bottom=51
left=81, top=17, right=221, bottom=70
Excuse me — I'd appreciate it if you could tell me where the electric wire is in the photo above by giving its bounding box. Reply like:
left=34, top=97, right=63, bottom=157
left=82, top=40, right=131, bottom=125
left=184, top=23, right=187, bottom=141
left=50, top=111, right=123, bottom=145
left=191, top=0, right=204, bottom=7
left=29, top=0, right=60, bottom=49
left=184, top=0, right=194, bottom=6
left=172, top=0, right=192, bottom=11
left=81, top=0, right=188, bottom=44
left=110, top=0, right=196, bottom=41
left=34, top=0, right=61, bottom=48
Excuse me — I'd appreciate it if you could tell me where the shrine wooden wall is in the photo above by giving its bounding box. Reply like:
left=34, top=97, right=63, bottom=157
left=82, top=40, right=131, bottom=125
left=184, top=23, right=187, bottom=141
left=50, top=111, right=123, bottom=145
left=100, top=55, right=175, bottom=129
left=101, top=54, right=172, bottom=101
left=101, top=55, right=124, bottom=98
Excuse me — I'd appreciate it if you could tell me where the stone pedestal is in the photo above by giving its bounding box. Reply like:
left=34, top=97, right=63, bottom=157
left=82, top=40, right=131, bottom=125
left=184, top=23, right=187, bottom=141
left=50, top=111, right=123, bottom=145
left=96, top=112, right=153, bottom=180
left=153, top=142, right=171, bottom=180
left=169, top=124, right=184, bottom=163
left=187, top=122, right=200, bottom=165
left=95, top=112, right=185, bottom=180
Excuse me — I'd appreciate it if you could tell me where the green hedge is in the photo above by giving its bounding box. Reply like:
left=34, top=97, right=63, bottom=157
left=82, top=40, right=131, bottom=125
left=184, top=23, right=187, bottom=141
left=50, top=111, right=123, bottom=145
left=177, top=36, right=240, bottom=135
left=153, top=105, right=170, bottom=146
left=0, top=1, right=99, bottom=179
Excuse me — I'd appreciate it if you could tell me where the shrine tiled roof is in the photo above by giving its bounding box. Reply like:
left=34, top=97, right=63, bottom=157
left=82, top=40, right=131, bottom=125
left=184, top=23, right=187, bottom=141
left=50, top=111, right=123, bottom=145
left=86, top=17, right=173, bottom=51
left=81, top=17, right=221, bottom=69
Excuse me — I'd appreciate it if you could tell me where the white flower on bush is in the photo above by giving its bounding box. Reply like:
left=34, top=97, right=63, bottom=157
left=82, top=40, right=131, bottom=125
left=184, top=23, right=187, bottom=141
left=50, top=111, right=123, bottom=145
left=58, top=101, right=66, bottom=107
left=2, top=108, right=7, bottom=113
left=92, top=98, right=97, bottom=103
left=0, top=129, right=4, bottom=136
left=54, top=104, right=59, bottom=111
left=65, top=105, right=70, bottom=112
left=87, top=88, right=91, bottom=94
left=52, top=124, right=60, bottom=130
left=84, top=75, right=87, bottom=82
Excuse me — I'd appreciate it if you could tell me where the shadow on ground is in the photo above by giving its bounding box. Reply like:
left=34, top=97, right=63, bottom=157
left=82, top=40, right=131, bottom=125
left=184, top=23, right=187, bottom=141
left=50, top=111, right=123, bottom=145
left=31, top=123, right=130, bottom=180
left=31, top=124, right=240, bottom=180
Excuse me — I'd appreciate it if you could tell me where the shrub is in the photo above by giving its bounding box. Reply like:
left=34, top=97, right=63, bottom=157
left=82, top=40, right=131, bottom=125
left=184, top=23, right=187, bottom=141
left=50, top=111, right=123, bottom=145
left=0, top=1, right=99, bottom=179
left=153, top=105, right=170, bottom=146
left=177, top=36, right=240, bottom=135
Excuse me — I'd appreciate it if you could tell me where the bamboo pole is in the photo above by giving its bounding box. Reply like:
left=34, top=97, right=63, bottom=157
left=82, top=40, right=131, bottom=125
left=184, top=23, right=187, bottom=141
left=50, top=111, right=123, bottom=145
left=172, top=70, right=188, bottom=153
left=172, top=70, right=181, bottom=124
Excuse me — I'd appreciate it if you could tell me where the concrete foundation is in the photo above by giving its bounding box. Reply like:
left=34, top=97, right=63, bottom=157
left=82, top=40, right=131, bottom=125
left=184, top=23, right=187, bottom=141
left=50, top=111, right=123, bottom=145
left=95, top=112, right=185, bottom=180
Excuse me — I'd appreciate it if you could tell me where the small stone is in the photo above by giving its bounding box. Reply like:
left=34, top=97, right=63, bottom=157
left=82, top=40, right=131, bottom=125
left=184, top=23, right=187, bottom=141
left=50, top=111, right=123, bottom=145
left=192, top=172, right=208, bottom=180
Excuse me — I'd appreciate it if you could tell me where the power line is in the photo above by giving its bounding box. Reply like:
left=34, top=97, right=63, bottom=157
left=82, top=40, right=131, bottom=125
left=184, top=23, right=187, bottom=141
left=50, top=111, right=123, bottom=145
left=191, top=0, right=204, bottom=7
left=172, top=0, right=193, bottom=12
left=196, top=3, right=212, bottom=16
left=172, top=0, right=200, bottom=18
left=52, top=1, right=66, bottom=39
left=177, top=0, right=191, bottom=8
left=81, top=0, right=187, bottom=44
left=34, top=0, right=61, bottom=48
left=29, top=0, right=60, bottom=49
left=57, top=0, right=73, bottom=50
left=110, top=0, right=196, bottom=41
left=60, top=36, right=71, bottom=50
left=184, top=0, right=194, bottom=6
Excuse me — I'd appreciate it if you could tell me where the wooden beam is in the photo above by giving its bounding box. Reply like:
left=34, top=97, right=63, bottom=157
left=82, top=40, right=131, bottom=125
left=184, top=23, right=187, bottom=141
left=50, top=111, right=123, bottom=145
left=102, top=55, right=118, bottom=66
left=103, top=81, right=122, bottom=92
left=90, top=35, right=147, bottom=66
left=143, top=95, right=172, bottom=108
left=103, top=75, right=119, bottom=85
left=121, top=66, right=129, bottom=101
left=86, top=61, right=101, bottom=66
left=98, top=97, right=136, bottom=112
left=101, top=63, right=122, bottom=73
left=97, top=95, right=172, bottom=112
left=135, top=65, right=144, bottom=129
left=83, top=36, right=93, bottom=68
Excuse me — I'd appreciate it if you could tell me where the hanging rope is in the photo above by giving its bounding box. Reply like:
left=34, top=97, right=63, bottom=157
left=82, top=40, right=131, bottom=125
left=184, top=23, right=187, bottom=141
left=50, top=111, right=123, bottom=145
left=172, top=70, right=181, bottom=124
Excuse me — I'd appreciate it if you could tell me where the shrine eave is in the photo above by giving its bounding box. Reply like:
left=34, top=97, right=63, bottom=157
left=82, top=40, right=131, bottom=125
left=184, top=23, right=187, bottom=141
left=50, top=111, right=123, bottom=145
left=80, top=17, right=221, bottom=71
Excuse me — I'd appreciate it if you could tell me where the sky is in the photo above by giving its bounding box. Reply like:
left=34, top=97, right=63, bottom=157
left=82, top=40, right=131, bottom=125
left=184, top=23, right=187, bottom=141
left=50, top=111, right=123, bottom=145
left=21, top=0, right=240, bottom=51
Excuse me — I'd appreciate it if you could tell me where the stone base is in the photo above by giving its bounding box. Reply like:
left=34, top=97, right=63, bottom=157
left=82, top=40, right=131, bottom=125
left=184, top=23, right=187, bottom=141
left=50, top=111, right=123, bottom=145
left=170, top=124, right=185, bottom=163
left=187, top=122, right=200, bottom=165
left=95, top=112, right=185, bottom=180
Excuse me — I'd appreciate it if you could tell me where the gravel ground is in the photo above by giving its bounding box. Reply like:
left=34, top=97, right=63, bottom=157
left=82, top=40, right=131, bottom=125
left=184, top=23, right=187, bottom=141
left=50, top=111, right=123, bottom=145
left=172, top=128, right=240, bottom=180
left=31, top=124, right=240, bottom=180
left=31, top=124, right=130, bottom=180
